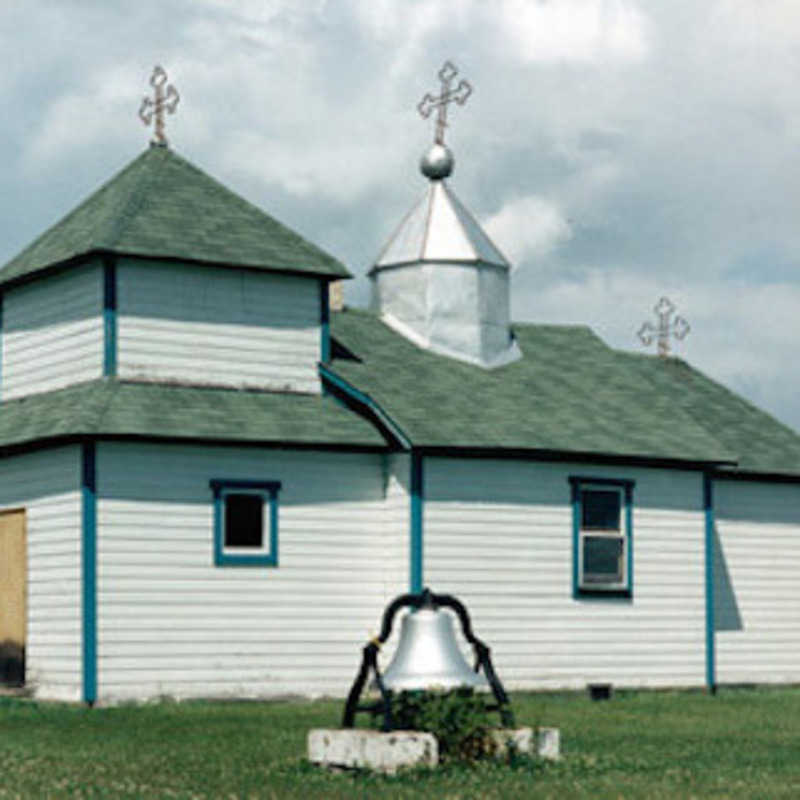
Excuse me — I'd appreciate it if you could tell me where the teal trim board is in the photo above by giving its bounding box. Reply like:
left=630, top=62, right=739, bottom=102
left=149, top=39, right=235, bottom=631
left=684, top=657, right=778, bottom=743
left=570, top=480, right=580, bottom=598
left=319, top=282, right=330, bottom=364
left=103, top=257, right=117, bottom=376
left=81, top=442, right=97, bottom=705
left=318, top=364, right=412, bottom=450
left=410, top=453, right=423, bottom=593
left=210, top=479, right=281, bottom=567
left=704, top=473, right=716, bottom=692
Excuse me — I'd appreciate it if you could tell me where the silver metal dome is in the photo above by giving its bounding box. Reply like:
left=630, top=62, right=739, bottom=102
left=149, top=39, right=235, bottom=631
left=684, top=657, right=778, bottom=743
left=420, top=144, right=454, bottom=180
left=381, top=608, right=489, bottom=691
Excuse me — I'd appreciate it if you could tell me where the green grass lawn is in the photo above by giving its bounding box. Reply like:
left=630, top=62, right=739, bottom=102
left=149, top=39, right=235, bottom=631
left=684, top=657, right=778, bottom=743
left=0, top=688, right=799, bottom=798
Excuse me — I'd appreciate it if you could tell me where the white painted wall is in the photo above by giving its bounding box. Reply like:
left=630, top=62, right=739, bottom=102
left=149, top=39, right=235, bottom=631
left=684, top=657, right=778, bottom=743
left=0, top=446, right=82, bottom=701
left=2, top=263, right=103, bottom=400
left=117, top=259, right=322, bottom=393
left=95, top=442, right=405, bottom=702
left=424, top=458, right=707, bottom=690
left=714, top=480, right=800, bottom=685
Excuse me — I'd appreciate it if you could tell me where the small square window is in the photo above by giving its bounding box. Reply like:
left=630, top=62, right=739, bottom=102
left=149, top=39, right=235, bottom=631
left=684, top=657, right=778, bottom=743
left=570, top=478, right=633, bottom=596
left=210, top=479, right=281, bottom=567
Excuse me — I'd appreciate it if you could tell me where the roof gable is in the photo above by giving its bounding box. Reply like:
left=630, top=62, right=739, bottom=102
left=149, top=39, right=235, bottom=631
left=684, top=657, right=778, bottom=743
left=1, top=146, right=350, bottom=287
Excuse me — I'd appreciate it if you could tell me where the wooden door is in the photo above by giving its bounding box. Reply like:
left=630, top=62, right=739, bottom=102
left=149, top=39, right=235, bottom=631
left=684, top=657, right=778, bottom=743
left=0, top=510, right=26, bottom=685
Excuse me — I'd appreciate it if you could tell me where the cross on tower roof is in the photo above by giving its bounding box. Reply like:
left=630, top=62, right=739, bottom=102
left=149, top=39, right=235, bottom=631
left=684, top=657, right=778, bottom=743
left=139, top=65, right=180, bottom=147
left=638, top=297, right=690, bottom=358
left=417, top=61, right=472, bottom=146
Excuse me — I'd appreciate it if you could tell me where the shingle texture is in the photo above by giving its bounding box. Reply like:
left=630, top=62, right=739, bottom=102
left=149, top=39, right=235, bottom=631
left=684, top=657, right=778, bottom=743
left=330, top=309, right=800, bottom=474
left=0, top=146, right=349, bottom=286
left=0, top=379, right=385, bottom=450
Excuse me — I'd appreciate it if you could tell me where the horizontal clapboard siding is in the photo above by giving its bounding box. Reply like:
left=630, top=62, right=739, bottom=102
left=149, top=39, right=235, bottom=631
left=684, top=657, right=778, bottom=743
left=95, top=442, right=403, bottom=701
left=0, top=446, right=82, bottom=700
left=117, top=259, right=322, bottom=393
left=715, top=480, right=800, bottom=684
left=2, top=263, right=103, bottom=400
left=424, top=458, right=706, bottom=690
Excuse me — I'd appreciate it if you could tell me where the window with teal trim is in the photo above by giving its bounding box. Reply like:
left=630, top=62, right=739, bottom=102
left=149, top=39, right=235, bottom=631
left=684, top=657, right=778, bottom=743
left=569, top=477, right=634, bottom=596
left=210, top=479, right=281, bottom=567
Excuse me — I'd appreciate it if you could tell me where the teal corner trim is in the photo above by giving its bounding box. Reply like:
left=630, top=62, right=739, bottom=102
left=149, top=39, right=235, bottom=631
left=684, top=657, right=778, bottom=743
left=319, top=282, right=330, bottom=365
left=704, top=473, right=716, bottom=691
left=210, top=479, right=281, bottom=567
left=410, top=452, right=424, bottom=593
left=570, top=480, right=580, bottom=598
left=568, top=476, right=634, bottom=598
left=318, top=364, right=412, bottom=450
left=81, top=442, right=97, bottom=705
left=103, top=258, right=117, bottom=376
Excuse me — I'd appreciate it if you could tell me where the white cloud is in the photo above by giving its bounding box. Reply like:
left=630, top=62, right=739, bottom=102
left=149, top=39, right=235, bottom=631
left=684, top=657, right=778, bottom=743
left=496, top=0, right=649, bottom=64
left=483, top=195, right=573, bottom=267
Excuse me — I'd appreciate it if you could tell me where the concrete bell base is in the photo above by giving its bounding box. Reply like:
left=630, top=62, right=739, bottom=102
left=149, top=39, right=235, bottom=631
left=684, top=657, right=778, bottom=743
left=308, top=726, right=560, bottom=773
left=308, top=729, right=438, bottom=775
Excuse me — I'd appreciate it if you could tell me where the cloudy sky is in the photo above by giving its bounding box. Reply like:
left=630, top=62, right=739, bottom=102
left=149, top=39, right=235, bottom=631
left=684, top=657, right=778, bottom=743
left=3, top=1, right=800, bottom=429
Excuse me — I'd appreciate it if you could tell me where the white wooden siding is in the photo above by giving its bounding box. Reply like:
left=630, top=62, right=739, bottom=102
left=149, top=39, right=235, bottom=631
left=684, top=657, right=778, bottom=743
left=117, top=260, right=322, bottom=393
left=714, top=480, right=800, bottom=685
left=95, top=442, right=403, bottom=701
left=3, top=263, right=103, bottom=400
left=424, top=458, right=706, bottom=690
left=0, top=446, right=82, bottom=700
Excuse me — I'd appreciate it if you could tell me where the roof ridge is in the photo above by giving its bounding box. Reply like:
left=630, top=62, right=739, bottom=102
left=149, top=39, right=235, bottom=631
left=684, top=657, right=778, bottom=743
left=441, top=181, right=510, bottom=268
left=102, top=147, right=169, bottom=247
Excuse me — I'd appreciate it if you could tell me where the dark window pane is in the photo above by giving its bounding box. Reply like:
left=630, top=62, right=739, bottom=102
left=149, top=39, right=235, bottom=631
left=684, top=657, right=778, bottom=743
left=583, top=536, right=624, bottom=583
left=225, top=494, right=263, bottom=548
left=582, top=489, right=621, bottom=530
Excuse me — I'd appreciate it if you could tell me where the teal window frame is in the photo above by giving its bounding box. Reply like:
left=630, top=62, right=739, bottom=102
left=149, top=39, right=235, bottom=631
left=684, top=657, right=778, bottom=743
left=569, top=476, right=634, bottom=598
left=210, top=479, right=281, bottom=567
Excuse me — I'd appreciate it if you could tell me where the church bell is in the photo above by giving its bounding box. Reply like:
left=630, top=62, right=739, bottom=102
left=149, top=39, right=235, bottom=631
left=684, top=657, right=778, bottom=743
left=342, top=588, right=514, bottom=731
left=381, top=607, right=488, bottom=691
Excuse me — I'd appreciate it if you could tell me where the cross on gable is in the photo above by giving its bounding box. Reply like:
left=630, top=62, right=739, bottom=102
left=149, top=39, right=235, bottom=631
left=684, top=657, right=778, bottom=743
left=139, top=65, right=180, bottom=147
left=638, top=297, right=690, bottom=358
left=417, top=61, right=473, bottom=146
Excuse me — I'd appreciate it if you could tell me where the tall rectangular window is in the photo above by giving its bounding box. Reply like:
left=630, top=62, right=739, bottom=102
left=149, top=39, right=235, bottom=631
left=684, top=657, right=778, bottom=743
left=210, top=479, right=281, bottom=567
left=569, top=477, right=634, bottom=596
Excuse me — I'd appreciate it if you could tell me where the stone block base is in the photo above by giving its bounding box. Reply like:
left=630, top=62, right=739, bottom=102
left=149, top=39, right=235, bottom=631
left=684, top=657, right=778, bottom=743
left=308, top=726, right=560, bottom=773
left=308, top=729, right=438, bottom=774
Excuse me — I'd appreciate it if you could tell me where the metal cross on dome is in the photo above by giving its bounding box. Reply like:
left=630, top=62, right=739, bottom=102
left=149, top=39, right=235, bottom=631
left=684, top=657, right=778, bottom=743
left=638, top=297, right=690, bottom=358
left=139, top=65, right=180, bottom=147
left=418, top=61, right=473, bottom=146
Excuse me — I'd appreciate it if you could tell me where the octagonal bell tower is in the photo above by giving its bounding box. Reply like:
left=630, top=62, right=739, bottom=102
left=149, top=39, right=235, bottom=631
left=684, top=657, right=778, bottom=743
left=369, top=63, right=520, bottom=369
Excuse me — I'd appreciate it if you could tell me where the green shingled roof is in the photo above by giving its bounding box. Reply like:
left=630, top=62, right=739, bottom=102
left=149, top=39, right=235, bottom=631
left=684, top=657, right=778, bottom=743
left=329, top=309, right=800, bottom=474
left=0, top=146, right=350, bottom=287
left=0, top=379, right=385, bottom=451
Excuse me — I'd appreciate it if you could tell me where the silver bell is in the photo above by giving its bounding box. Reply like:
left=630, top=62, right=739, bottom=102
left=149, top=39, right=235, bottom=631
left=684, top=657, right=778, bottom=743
left=381, top=608, right=489, bottom=692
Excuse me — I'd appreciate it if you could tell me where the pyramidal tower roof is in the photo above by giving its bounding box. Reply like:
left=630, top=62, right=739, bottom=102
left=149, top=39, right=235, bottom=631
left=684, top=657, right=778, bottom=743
left=0, top=145, right=350, bottom=288
left=372, top=175, right=509, bottom=271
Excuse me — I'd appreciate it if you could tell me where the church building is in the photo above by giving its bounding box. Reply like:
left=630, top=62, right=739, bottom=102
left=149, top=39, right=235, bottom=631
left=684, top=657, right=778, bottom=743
left=1, top=66, right=799, bottom=704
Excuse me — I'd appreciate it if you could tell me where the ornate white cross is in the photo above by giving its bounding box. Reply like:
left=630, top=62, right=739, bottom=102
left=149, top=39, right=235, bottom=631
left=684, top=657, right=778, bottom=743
left=638, top=297, right=690, bottom=358
left=139, top=65, right=180, bottom=147
left=418, top=61, right=472, bottom=145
